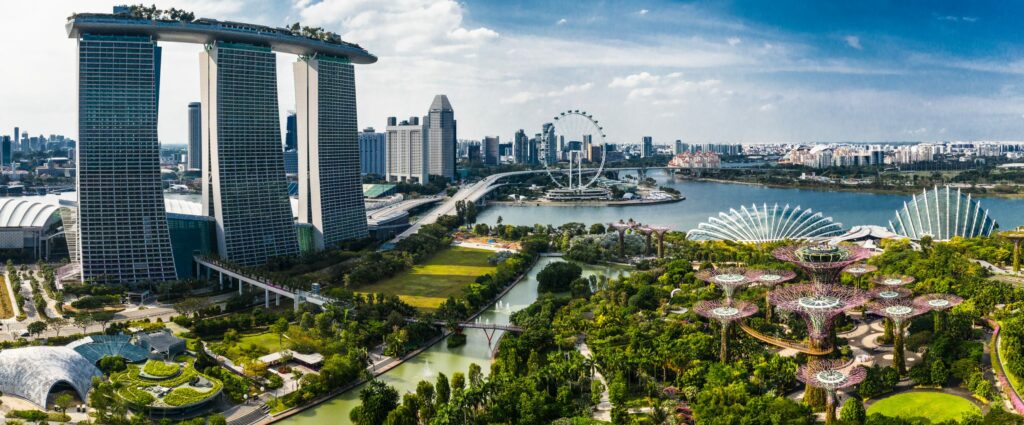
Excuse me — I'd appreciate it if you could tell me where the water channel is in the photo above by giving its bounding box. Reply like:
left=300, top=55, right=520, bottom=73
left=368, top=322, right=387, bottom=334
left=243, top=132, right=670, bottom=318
left=279, top=257, right=627, bottom=425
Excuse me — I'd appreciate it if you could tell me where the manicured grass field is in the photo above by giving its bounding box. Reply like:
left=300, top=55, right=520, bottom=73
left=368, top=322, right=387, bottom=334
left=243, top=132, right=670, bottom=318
left=356, top=247, right=496, bottom=310
left=0, top=275, right=14, bottom=319
left=867, top=392, right=981, bottom=423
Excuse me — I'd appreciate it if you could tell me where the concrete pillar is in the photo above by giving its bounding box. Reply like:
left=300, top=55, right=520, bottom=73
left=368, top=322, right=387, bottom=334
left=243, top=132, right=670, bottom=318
left=219, top=272, right=224, bottom=290
left=239, top=280, right=243, bottom=295
left=264, top=288, right=269, bottom=308
left=293, top=297, right=300, bottom=313
left=275, top=293, right=280, bottom=307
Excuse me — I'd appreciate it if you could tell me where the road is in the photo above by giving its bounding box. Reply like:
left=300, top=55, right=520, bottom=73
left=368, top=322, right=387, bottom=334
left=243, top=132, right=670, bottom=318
left=366, top=195, right=442, bottom=226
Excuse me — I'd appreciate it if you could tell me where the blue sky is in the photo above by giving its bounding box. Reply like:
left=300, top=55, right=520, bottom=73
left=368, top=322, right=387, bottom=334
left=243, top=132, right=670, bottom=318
left=1, top=0, right=1022, bottom=145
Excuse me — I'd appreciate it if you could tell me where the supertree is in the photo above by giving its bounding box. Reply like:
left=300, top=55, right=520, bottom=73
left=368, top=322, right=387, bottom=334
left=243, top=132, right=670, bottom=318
left=695, top=267, right=762, bottom=304
left=769, top=284, right=868, bottom=351
left=751, top=269, right=797, bottom=320
left=693, top=300, right=758, bottom=363
left=770, top=283, right=867, bottom=406
left=842, top=263, right=877, bottom=288
left=868, top=286, right=912, bottom=301
left=636, top=225, right=655, bottom=256
left=914, top=293, right=963, bottom=334
left=869, top=299, right=929, bottom=375
left=773, top=244, right=872, bottom=286
left=649, top=225, right=671, bottom=258
left=870, top=275, right=915, bottom=341
left=608, top=219, right=638, bottom=258
left=796, top=359, right=867, bottom=424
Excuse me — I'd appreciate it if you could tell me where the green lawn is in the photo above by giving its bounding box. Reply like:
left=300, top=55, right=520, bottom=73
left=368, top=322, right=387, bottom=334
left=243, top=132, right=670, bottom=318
left=237, top=331, right=286, bottom=353
left=356, top=247, right=496, bottom=310
left=867, top=392, right=981, bottom=423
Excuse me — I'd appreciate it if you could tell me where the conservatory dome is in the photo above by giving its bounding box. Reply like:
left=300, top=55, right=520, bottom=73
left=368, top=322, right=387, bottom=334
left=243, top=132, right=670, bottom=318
left=0, top=346, right=102, bottom=408
left=687, top=203, right=844, bottom=243
left=888, top=186, right=997, bottom=241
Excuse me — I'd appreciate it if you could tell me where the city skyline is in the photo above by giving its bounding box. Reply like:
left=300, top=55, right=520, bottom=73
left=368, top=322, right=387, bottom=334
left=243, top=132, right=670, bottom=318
left=4, top=1, right=1024, bottom=146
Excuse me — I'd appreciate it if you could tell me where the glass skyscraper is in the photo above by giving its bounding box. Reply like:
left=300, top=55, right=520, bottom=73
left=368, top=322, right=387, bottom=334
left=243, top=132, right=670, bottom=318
left=425, top=95, right=456, bottom=180
left=201, top=42, right=298, bottom=265
left=294, top=55, right=368, bottom=249
left=76, top=34, right=176, bottom=283
left=187, top=102, right=201, bottom=170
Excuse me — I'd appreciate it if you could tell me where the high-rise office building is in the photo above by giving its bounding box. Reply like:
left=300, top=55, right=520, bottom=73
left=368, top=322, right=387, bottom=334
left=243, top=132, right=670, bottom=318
left=187, top=102, right=202, bottom=170
left=541, top=123, right=557, bottom=165
left=424, top=95, right=456, bottom=179
left=358, top=127, right=386, bottom=175
left=75, top=33, right=176, bottom=283
left=528, top=135, right=539, bottom=165
left=484, top=136, right=500, bottom=165
left=1, top=136, right=11, bottom=167
left=200, top=41, right=298, bottom=266
left=386, top=117, right=428, bottom=183
left=642, top=136, right=654, bottom=158
left=12, top=127, right=18, bottom=152
left=285, top=112, right=297, bottom=151
left=513, top=130, right=528, bottom=164
left=283, top=150, right=298, bottom=175
left=294, top=55, right=368, bottom=249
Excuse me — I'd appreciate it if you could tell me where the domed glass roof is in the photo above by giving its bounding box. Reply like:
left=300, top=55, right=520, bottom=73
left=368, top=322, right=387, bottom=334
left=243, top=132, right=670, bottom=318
left=687, top=203, right=844, bottom=243
left=0, top=346, right=102, bottom=407
left=889, top=186, right=997, bottom=241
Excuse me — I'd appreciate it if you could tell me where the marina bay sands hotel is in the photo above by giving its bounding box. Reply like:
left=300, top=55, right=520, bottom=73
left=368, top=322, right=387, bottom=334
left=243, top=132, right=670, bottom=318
left=66, top=8, right=377, bottom=283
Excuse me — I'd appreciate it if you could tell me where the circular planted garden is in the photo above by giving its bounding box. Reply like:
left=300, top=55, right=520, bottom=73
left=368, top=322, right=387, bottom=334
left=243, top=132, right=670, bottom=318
left=111, top=357, right=222, bottom=411
left=866, top=392, right=981, bottom=423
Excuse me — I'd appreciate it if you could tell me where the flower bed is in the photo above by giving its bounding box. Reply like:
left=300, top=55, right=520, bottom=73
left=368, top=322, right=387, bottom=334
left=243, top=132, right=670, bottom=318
left=142, top=360, right=181, bottom=378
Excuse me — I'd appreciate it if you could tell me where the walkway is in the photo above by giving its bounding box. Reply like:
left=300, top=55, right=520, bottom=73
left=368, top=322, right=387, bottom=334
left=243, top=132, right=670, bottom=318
left=194, top=257, right=338, bottom=311
left=578, top=341, right=612, bottom=422
left=739, top=322, right=833, bottom=355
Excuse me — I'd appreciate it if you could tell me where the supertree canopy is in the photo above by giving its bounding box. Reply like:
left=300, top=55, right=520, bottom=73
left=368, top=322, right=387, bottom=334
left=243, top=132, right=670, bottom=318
left=869, top=299, right=929, bottom=375
left=796, top=359, right=867, bottom=424
left=773, top=244, right=872, bottom=286
left=872, top=275, right=915, bottom=287
left=769, top=284, right=867, bottom=345
left=842, top=263, right=877, bottom=277
left=694, top=300, right=758, bottom=362
left=869, top=286, right=913, bottom=300
left=695, top=267, right=762, bottom=304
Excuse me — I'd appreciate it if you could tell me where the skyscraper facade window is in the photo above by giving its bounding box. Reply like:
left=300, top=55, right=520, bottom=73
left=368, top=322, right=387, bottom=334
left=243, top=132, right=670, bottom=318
left=200, top=41, right=298, bottom=266
left=385, top=117, right=428, bottom=183
left=358, top=127, right=386, bottom=175
left=76, top=33, right=176, bottom=283
left=642, top=136, right=654, bottom=158
left=1, top=136, right=11, bottom=167
left=187, top=102, right=201, bottom=170
left=424, top=95, right=456, bottom=179
left=542, top=123, right=557, bottom=165
left=294, top=55, right=368, bottom=249
left=285, top=112, right=297, bottom=151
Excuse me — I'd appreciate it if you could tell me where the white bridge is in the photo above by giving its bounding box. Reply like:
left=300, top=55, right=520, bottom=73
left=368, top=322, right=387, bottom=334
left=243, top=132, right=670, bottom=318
left=193, top=256, right=337, bottom=311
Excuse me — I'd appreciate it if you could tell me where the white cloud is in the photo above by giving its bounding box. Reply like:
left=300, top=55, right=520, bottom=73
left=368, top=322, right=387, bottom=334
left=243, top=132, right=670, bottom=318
left=844, top=35, right=862, bottom=50
left=557, top=18, right=567, bottom=25
left=609, top=72, right=661, bottom=88
left=727, top=37, right=742, bottom=46
left=638, top=9, right=649, bottom=15
left=759, top=103, right=777, bottom=112
left=501, top=82, right=594, bottom=104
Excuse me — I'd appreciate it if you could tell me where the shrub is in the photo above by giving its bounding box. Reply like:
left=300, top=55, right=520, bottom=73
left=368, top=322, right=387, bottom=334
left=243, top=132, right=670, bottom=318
left=536, top=261, right=583, bottom=293
left=163, top=387, right=217, bottom=407
left=98, top=356, right=127, bottom=374
left=142, top=360, right=180, bottom=378
left=70, top=294, right=120, bottom=310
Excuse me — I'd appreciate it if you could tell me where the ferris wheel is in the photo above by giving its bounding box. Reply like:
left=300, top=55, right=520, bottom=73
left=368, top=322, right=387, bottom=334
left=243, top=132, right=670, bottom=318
left=541, top=110, right=607, bottom=190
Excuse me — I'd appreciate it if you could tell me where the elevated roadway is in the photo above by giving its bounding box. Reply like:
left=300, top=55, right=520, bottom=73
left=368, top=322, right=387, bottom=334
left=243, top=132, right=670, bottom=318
left=193, top=256, right=337, bottom=311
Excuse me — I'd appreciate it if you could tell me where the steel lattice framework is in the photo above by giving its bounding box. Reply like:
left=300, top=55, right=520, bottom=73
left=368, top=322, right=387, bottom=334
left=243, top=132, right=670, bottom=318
left=695, top=267, right=762, bottom=303
left=769, top=283, right=867, bottom=340
left=913, top=293, right=963, bottom=311
left=750, top=268, right=797, bottom=320
left=687, top=203, right=845, bottom=243
left=869, top=298, right=930, bottom=375
left=796, top=359, right=867, bottom=424
left=889, top=185, right=998, bottom=241
left=774, top=244, right=873, bottom=286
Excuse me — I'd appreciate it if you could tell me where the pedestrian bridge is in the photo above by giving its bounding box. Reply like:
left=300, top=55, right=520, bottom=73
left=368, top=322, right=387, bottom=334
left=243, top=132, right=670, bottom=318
left=193, top=256, right=337, bottom=311
left=738, top=322, right=833, bottom=355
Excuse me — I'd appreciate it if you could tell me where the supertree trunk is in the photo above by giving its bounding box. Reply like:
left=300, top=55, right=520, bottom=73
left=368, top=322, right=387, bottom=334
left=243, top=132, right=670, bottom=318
left=933, top=310, right=946, bottom=334
left=765, top=292, right=772, bottom=321
left=720, top=324, right=729, bottom=363
left=618, top=231, right=625, bottom=258
left=893, top=322, right=907, bottom=375
left=804, top=338, right=827, bottom=409
left=645, top=233, right=652, bottom=256
left=882, top=318, right=893, bottom=342
left=824, top=391, right=837, bottom=424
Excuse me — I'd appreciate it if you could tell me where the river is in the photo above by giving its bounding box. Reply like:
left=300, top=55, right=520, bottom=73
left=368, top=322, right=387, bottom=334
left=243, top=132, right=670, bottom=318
left=279, top=257, right=626, bottom=425
left=477, top=169, right=1024, bottom=230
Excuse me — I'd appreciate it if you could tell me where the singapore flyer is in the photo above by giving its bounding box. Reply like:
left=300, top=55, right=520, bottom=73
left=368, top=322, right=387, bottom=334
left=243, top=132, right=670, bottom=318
left=541, top=110, right=611, bottom=200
